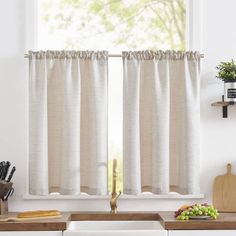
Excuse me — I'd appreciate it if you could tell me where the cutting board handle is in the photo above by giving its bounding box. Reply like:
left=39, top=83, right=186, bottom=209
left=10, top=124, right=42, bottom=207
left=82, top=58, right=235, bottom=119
left=227, top=163, right=232, bottom=175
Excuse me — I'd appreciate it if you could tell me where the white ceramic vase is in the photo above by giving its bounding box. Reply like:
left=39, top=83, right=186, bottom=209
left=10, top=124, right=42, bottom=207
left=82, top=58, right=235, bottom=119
left=224, top=82, right=236, bottom=102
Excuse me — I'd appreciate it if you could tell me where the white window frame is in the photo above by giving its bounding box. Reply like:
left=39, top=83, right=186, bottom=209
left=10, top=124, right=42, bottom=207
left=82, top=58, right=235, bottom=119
left=186, top=0, right=203, bottom=51
left=24, top=0, right=204, bottom=200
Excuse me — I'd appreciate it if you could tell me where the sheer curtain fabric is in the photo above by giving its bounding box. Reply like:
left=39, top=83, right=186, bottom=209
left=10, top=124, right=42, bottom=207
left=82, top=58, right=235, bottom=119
left=123, top=51, right=201, bottom=195
left=29, top=51, right=108, bottom=195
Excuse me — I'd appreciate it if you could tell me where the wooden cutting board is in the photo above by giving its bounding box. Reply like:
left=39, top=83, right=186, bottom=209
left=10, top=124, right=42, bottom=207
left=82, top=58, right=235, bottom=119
left=213, top=163, right=236, bottom=212
left=0, top=214, right=62, bottom=222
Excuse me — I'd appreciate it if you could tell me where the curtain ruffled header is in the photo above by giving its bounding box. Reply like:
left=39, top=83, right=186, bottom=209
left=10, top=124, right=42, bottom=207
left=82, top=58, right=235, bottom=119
left=122, top=50, right=201, bottom=60
left=28, top=50, right=108, bottom=60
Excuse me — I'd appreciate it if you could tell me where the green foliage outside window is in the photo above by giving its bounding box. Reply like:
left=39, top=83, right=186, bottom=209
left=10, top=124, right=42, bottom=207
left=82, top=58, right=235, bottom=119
left=41, top=0, right=186, bottom=51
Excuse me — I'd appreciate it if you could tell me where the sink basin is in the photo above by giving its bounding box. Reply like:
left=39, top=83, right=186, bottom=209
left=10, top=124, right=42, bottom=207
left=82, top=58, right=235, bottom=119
left=68, top=220, right=164, bottom=230
left=64, top=220, right=167, bottom=236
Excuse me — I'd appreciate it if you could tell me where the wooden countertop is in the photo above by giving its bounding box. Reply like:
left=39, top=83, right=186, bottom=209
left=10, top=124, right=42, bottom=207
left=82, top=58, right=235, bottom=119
left=1, top=211, right=236, bottom=231
left=158, top=211, right=236, bottom=230
left=0, top=212, right=70, bottom=231
left=70, top=211, right=161, bottom=221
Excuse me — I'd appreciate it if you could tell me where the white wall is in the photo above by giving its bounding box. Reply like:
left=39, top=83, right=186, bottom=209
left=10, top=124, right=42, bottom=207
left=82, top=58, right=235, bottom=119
left=0, top=0, right=236, bottom=212
left=200, top=0, right=236, bottom=201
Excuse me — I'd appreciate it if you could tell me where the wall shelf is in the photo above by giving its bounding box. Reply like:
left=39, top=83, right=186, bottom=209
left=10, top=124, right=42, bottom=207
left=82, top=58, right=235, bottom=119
left=211, top=96, right=235, bottom=118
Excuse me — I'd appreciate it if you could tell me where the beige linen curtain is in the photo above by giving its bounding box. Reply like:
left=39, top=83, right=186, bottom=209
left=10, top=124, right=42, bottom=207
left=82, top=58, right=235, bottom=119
left=123, top=50, right=200, bottom=195
left=29, top=51, right=108, bottom=195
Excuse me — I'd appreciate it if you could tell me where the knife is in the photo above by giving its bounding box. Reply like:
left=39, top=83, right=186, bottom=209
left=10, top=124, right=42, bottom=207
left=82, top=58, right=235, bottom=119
left=2, top=161, right=11, bottom=181
left=7, top=166, right=16, bottom=182
left=0, top=162, right=6, bottom=180
left=0, top=162, right=3, bottom=179
left=3, top=187, right=14, bottom=201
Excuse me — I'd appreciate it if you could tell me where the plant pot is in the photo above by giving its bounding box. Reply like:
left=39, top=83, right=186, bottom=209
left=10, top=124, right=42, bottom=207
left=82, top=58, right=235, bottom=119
left=224, top=82, right=236, bottom=102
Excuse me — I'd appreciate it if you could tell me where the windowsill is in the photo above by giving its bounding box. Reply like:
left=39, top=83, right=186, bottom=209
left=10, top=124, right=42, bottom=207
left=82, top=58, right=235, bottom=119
left=23, top=193, right=204, bottom=200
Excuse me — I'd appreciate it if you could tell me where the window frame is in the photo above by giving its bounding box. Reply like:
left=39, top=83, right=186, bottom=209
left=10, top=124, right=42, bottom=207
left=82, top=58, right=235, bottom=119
left=24, top=0, right=203, bottom=199
left=186, top=0, right=203, bottom=51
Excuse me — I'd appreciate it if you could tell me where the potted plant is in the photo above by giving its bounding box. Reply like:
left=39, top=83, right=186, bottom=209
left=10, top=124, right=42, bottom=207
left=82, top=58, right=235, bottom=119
left=216, top=59, right=236, bottom=102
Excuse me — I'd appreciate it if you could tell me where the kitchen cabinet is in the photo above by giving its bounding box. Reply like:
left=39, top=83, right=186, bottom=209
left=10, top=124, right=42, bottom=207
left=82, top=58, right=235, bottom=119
left=168, top=230, right=236, bottom=236
left=0, top=232, right=62, bottom=236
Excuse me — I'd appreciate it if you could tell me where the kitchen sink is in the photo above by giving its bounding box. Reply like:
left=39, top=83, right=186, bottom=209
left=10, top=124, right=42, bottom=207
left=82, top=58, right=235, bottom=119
left=64, top=212, right=167, bottom=236
left=64, top=221, right=166, bottom=236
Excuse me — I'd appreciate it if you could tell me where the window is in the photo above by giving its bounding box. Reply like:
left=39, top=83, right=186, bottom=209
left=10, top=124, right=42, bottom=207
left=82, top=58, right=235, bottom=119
left=36, top=0, right=186, bottom=194
left=38, top=0, right=186, bottom=51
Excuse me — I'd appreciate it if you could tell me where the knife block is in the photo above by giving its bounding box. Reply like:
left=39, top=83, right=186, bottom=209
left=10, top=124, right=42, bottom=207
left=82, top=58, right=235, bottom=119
left=0, top=181, right=12, bottom=215
left=0, top=181, right=12, bottom=200
left=0, top=200, right=8, bottom=215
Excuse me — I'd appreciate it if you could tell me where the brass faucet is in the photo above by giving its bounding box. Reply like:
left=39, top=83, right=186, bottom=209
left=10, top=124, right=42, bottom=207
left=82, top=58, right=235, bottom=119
left=110, top=159, right=121, bottom=214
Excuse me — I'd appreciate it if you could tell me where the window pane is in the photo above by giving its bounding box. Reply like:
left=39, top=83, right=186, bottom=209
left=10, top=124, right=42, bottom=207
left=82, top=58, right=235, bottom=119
left=108, top=58, right=123, bottom=193
left=38, top=0, right=186, bottom=193
left=38, top=0, right=186, bottom=51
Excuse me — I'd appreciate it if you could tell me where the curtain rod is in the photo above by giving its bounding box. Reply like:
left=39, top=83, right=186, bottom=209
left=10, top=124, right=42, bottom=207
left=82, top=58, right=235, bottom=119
left=24, top=53, right=204, bottom=58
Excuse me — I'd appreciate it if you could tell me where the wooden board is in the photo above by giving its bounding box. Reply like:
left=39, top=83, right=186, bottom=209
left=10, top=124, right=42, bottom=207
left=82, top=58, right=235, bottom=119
left=213, top=164, right=236, bottom=212
left=0, top=214, right=62, bottom=222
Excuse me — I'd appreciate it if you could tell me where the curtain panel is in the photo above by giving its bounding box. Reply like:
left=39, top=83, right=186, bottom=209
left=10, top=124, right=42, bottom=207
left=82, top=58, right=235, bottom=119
left=123, top=50, right=201, bottom=195
left=29, top=50, right=108, bottom=195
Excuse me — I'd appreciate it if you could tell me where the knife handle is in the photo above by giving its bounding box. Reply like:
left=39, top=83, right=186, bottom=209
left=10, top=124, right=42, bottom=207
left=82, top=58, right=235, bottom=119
left=2, top=162, right=11, bottom=180
left=7, top=167, right=15, bottom=182
left=0, top=162, right=6, bottom=180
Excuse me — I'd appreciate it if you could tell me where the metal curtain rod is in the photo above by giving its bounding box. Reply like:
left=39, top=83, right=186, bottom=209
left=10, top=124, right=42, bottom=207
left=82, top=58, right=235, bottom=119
left=24, top=53, right=205, bottom=58
left=105, top=54, right=205, bottom=58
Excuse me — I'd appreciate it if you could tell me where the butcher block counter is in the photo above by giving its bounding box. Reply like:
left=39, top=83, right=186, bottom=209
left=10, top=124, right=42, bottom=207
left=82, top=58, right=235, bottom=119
left=158, top=211, right=236, bottom=230
left=0, top=211, right=236, bottom=231
left=0, top=212, right=69, bottom=231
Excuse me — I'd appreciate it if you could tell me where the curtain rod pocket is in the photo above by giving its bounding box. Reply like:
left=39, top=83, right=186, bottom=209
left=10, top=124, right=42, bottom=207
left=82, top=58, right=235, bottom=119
left=24, top=53, right=204, bottom=58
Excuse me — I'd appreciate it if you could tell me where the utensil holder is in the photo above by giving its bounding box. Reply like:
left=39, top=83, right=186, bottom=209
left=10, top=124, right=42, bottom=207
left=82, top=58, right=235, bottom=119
left=0, top=200, right=8, bottom=215
left=0, top=181, right=12, bottom=215
left=0, top=181, right=12, bottom=199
